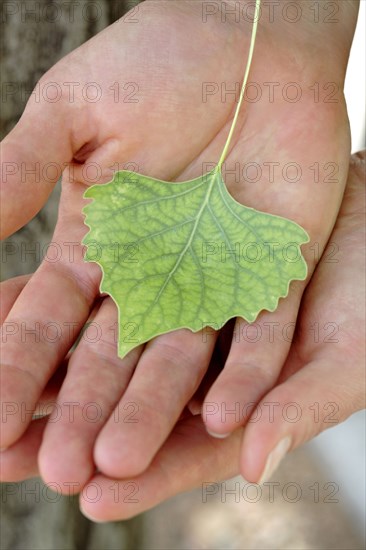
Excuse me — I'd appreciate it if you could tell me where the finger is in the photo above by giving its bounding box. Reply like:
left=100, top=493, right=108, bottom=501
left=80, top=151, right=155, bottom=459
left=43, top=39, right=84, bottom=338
left=34, top=288, right=124, bottom=410
left=187, top=319, right=234, bottom=414
left=202, top=282, right=303, bottom=437
left=0, top=274, right=31, bottom=323
left=0, top=65, right=89, bottom=238
left=80, top=415, right=242, bottom=522
left=0, top=416, right=47, bottom=481
left=34, top=359, right=68, bottom=415
left=94, top=328, right=217, bottom=479
left=239, top=357, right=365, bottom=484
left=0, top=177, right=101, bottom=449
left=39, top=298, right=142, bottom=492
left=0, top=353, right=68, bottom=482
left=187, top=350, right=222, bottom=415
left=1, top=276, right=68, bottom=413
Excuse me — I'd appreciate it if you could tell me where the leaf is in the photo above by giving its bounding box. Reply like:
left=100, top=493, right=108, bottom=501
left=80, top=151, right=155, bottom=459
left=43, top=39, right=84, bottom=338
left=82, top=167, right=309, bottom=358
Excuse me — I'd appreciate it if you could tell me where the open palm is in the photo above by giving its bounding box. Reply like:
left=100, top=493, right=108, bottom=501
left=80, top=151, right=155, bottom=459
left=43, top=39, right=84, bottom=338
left=0, top=0, right=358, bottom=493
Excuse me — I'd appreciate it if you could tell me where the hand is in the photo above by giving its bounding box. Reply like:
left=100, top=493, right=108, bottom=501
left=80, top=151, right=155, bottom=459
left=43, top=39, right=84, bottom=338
left=0, top=1, right=358, bottom=490
left=1, top=151, right=364, bottom=521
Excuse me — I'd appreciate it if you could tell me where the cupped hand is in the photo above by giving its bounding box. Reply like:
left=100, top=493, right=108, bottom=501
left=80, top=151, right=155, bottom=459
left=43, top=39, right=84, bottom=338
left=1, top=151, right=364, bottom=521
left=0, top=1, right=358, bottom=491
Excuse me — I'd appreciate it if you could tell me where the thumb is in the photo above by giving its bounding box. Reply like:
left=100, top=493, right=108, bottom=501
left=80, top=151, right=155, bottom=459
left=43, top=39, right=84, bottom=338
left=239, top=359, right=365, bottom=484
left=0, top=71, right=81, bottom=239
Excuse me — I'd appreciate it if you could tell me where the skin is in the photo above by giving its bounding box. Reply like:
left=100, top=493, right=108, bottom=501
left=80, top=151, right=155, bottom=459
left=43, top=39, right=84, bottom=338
left=1, top=151, right=364, bottom=521
left=0, top=0, right=362, bottom=509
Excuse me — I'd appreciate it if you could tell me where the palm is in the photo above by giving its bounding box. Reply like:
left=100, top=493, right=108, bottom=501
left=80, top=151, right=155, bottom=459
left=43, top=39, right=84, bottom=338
left=280, top=154, right=365, bottom=382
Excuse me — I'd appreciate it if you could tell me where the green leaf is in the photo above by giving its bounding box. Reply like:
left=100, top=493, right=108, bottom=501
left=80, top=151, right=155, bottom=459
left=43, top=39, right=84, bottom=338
left=82, top=167, right=309, bottom=358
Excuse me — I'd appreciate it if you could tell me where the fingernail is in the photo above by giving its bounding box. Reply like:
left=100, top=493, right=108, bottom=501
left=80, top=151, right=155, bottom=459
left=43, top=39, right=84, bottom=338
left=206, top=428, right=231, bottom=439
left=187, top=400, right=201, bottom=416
left=258, top=436, right=291, bottom=484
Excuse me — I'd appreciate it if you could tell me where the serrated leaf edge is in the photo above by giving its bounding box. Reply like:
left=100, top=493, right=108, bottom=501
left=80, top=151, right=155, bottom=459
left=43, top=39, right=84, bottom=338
left=82, top=168, right=310, bottom=357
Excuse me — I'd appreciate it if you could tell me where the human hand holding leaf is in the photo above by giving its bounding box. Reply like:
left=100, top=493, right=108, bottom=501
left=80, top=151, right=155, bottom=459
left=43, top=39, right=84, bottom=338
left=80, top=149, right=365, bottom=521
left=0, top=0, right=357, bottom=489
left=2, top=152, right=364, bottom=523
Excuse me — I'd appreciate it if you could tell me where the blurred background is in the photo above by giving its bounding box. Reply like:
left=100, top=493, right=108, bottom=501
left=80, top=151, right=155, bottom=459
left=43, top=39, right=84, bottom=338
left=1, top=1, right=365, bottom=548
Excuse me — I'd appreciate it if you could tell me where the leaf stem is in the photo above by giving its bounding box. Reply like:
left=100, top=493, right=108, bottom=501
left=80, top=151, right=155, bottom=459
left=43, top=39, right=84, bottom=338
left=217, top=0, right=261, bottom=171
